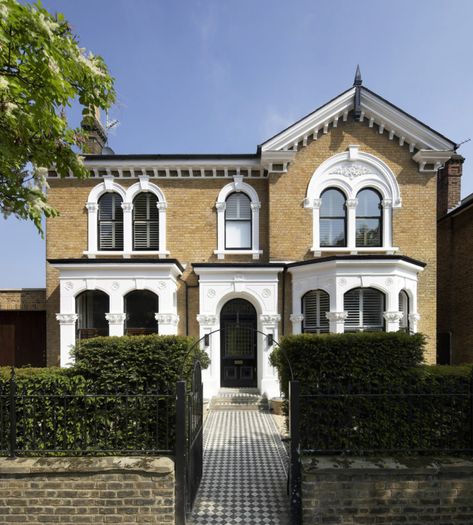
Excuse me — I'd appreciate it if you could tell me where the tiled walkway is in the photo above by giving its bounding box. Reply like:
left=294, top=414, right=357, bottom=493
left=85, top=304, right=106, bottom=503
left=190, top=409, right=290, bottom=525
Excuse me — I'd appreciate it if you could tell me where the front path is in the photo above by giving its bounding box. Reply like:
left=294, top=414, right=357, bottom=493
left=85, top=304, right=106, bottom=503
left=190, top=409, right=290, bottom=524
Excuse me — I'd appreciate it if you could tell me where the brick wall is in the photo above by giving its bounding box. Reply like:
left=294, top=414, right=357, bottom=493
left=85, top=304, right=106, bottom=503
left=0, top=289, right=46, bottom=311
left=0, top=456, right=175, bottom=524
left=302, top=456, right=473, bottom=524
left=438, top=203, right=473, bottom=363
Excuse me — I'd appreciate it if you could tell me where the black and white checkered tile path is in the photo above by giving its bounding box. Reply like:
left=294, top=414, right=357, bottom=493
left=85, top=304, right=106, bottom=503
left=190, top=410, right=289, bottom=524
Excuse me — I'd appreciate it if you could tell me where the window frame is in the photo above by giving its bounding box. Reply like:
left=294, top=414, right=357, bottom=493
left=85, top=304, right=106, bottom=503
left=97, top=192, right=124, bottom=251
left=344, top=287, right=385, bottom=332
left=132, top=192, right=159, bottom=251
left=301, top=289, right=330, bottom=334
left=319, top=188, right=347, bottom=248
left=224, top=192, right=253, bottom=250
left=355, top=188, right=383, bottom=248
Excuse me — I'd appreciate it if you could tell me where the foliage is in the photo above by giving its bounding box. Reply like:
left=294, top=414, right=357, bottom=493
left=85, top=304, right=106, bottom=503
left=71, top=335, right=209, bottom=392
left=0, top=0, right=115, bottom=232
left=270, top=333, right=473, bottom=455
left=0, top=336, right=208, bottom=455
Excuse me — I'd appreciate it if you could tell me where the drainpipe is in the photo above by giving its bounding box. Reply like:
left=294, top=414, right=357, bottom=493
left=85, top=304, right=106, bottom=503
left=281, top=266, right=287, bottom=336
left=185, top=281, right=199, bottom=336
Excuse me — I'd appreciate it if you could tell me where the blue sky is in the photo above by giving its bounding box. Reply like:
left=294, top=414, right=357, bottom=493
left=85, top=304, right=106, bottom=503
left=1, top=0, right=473, bottom=288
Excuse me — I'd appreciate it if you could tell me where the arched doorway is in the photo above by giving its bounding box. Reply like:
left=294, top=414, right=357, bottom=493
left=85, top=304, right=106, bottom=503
left=124, top=290, right=159, bottom=335
left=220, top=298, right=257, bottom=388
left=76, top=290, right=109, bottom=340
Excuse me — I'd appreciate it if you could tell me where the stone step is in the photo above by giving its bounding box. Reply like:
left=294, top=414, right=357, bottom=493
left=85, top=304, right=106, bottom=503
left=210, top=388, right=269, bottom=411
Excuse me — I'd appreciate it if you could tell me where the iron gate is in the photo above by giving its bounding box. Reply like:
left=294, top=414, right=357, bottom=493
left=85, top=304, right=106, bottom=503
left=175, top=360, right=204, bottom=525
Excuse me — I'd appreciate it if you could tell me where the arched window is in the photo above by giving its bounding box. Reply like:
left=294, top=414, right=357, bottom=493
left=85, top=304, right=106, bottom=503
left=124, top=290, right=159, bottom=335
left=76, top=290, right=109, bottom=340
left=320, top=188, right=346, bottom=247
left=98, top=193, right=123, bottom=250
left=399, top=290, right=410, bottom=332
left=302, top=290, right=330, bottom=334
left=344, top=287, right=385, bottom=332
left=225, top=192, right=252, bottom=249
left=356, top=189, right=382, bottom=247
left=133, top=193, right=159, bottom=250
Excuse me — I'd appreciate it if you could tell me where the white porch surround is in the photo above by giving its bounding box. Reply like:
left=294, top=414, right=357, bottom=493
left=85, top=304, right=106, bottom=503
left=52, top=260, right=182, bottom=366
left=194, top=264, right=284, bottom=399
left=288, top=256, right=424, bottom=335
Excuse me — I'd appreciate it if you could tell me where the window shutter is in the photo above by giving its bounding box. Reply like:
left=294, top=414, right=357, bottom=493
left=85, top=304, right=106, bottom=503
left=303, top=290, right=330, bottom=333
left=225, top=193, right=252, bottom=249
left=399, top=291, right=409, bottom=330
left=362, top=288, right=384, bottom=328
left=133, top=193, right=159, bottom=250
left=226, top=193, right=251, bottom=219
left=344, top=289, right=360, bottom=329
left=98, top=193, right=123, bottom=250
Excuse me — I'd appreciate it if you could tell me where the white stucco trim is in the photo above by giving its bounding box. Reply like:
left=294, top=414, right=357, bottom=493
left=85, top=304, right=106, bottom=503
left=85, top=175, right=168, bottom=257
left=215, top=176, right=261, bottom=260
left=194, top=265, right=284, bottom=399
left=305, top=146, right=401, bottom=254
left=288, top=257, right=423, bottom=335
left=52, top=262, right=182, bottom=366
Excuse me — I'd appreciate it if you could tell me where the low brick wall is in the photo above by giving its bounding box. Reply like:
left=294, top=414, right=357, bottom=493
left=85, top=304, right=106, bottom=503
left=0, top=456, right=174, bottom=524
left=302, top=456, right=473, bottom=524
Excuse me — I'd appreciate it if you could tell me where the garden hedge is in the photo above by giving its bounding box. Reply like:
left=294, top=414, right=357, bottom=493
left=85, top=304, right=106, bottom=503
left=0, top=335, right=209, bottom=455
left=270, top=333, right=473, bottom=454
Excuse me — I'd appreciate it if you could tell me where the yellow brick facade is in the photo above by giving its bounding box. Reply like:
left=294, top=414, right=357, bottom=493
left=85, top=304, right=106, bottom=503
left=46, top=115, right=438, bottom=365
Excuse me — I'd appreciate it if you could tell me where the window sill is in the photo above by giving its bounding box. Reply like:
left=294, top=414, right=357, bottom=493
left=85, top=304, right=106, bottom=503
left=311, top=247, right=399, bottom=256
left=84, top=251, right=170, bottom=259
left=214, top=249, right=263, bottom=260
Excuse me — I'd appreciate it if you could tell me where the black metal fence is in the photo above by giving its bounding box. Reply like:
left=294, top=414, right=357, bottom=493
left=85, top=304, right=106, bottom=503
left=0, top=373, right=175, bottom=457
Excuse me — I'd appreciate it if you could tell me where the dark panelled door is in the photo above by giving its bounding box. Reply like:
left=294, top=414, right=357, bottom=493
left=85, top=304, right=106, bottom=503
left=220, top=299, right=257, bottom=388
left=0, top=311, right=46, bottom=367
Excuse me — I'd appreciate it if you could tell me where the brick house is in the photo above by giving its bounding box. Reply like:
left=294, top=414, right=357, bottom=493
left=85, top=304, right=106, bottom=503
left=1, top=70, right=463, bottom=398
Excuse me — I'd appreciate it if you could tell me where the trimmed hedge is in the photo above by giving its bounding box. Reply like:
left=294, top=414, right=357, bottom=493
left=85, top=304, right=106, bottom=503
left=71, top=334, right=209, bottom=391
left=270, top=333, right=473, bottom=454
left=0, top=335, right=209, bottom=455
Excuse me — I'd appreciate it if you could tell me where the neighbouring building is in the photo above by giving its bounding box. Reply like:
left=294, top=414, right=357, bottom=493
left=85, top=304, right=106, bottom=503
left=2, top=69, right=465, bottom=398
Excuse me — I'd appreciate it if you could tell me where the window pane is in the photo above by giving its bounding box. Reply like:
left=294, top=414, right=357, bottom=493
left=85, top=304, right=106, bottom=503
left=357, top=189, right=382, bottom=216
left=356, top=218, right=381, bottom=247
left=133, top=193, right=159, bottom=250
left=344, top=288, right=384, bottom=331
left=362, top=288, right=384, bottom=327
left=125, top=291, right=159, bottom=330
left=226, top=193, right=251, bottom=219
left=320, top=218, right=346, bottom=247
left=303, top=290, right=330, bottom=333
left=225, top=221, right=251, bottom=248
left=321, top=189, right=345, bottom=217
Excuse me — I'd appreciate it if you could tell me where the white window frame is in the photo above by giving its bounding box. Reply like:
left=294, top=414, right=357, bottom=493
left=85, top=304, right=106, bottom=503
left=85, top=175, right=169, bottom=258
left=215, top=175, right=262, bottom=260
left=305, top=145, right=401, bottom=255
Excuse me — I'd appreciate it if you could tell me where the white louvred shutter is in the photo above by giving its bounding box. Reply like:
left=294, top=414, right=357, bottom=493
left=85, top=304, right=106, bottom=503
left=303, top=290, right=330, bottom=333
left=98, top=193, right=123, bottom=250
left=344, top=289, right=361, bottom=329
left=225, top=193, right=252, bottom=249
left=133, top=193, right=159, bottom=250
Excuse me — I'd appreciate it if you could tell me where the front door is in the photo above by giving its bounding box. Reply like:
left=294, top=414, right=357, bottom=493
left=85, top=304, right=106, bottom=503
left=220, top=299, right=257, bottom=388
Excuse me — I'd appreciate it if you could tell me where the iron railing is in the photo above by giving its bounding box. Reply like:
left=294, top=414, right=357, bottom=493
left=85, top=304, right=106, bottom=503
left=0, top=373, right=175, bottom=457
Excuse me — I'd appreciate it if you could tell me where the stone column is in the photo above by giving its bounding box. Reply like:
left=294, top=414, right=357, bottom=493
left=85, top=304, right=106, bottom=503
left=122, top=202, right=133, bottom=256
left=326, top=311, right=348, bottom=333
left=105, top=313, right=127, bottom=336
left=383, top=311, right=404, bottom=332
left=382, top=199, right=393, bottom=249
left=346, top=198, right=358, bottom=251
left=290, top=314, right=304, bottom=335
left=157, top=201, right=168, bottom=255
left=86, top=202, right=98, bottom=254
left=250, top=202, right=261, bottom=259
left=260, top=314, right=281, bottom=399
left=215, top=202, right=226, bottom=259
left=311, top=199, right=322, bottom=253
left=155, top=313, right=179, bottom=335
left=56, top=313, right=78, bottom=367
left=197, top=314, right=218, bottom=399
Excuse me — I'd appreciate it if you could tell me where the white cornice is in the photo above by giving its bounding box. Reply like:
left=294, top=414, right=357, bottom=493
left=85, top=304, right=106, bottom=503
left=412, top=150, right=454, bottom=172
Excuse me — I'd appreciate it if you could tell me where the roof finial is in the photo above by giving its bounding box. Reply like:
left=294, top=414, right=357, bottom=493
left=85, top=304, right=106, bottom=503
left=353, top=65, right=362, bottom=86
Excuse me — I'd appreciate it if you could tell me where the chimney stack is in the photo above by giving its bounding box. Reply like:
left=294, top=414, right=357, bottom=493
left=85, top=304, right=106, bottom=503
left=81, top=107, right=107, bottom=154
left=437, top=154, right=464, bottom=218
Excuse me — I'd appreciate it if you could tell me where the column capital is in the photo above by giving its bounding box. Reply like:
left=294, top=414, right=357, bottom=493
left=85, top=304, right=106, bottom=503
left=346, top=198, right=358, bottom=209
left=250, top=202, right=261, bottom=210
left=197, top=314, right=218, bottom=328
left=121, top=202, right=133, bottom=213
left=215, top=202, right=226, bottom=212
left=325, top=311, right=348, bottom=323
left=56, top=313, right=78, bottom=325
left=290, top=314, right=304, bottom=324
left=105, top=313, right=127, bottom=325
left=155, top=313, right=179, bottom=326
left=156, top=201, right=168, bottom=210
left=312, top=198, right=322, bottom=209
left=383, top=311, right=404, bottom=323
left=259, top=314, right=281, bottom=328
left=382, top=199, right=393, bottom=209
left=86, top=202, right=98, bottom=213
